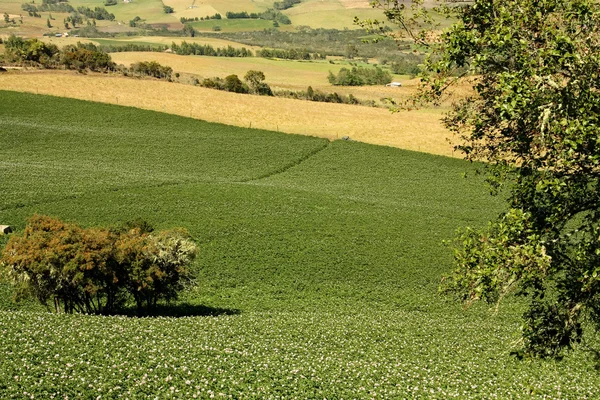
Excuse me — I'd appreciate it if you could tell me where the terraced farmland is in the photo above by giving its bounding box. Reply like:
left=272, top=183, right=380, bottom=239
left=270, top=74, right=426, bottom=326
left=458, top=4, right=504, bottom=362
left=1, top=90, right=599, bottom=398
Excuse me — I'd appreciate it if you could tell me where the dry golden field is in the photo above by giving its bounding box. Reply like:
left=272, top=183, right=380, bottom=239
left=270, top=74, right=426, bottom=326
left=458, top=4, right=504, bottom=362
left=109, top=51, right=472, bottom=106
left=0, top=70, right=457, bottom=156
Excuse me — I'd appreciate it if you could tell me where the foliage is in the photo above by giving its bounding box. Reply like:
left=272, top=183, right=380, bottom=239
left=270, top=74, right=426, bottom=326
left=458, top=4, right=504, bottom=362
left=129, top=16, right=145, bottom=28
left=59, top=42, right=115, bottom=72
left=368, top=0, right=600, bottom=357
left=104, top=0, right=117, bottom=6
left=4, top=35, right=59, bottom=67
left=0, top=215, right=197, bottom=314
left=129, top=60, right=172, bottom=80
left=76, top=6, right=115, bottom=21
left=244, top=70, right=272, bottom=96
left=163, top=5, right=174, bottom=14
left=274, top=86, right=371, bottom=106
left=170, top=41, right=252, bottom=57
left=273, top=0, right=301, bottom=11
left=327, top=66, right=392, bottom=86
left=256, top=47, right=325, bottom=60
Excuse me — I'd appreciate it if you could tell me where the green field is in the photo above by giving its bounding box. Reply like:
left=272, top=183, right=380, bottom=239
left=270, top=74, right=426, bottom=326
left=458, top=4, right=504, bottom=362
left=1, top=90, right=599, bottom=398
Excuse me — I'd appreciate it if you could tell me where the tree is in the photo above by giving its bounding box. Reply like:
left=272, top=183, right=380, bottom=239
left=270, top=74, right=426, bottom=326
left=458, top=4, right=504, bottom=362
left=46, top=17, right=51, bottom=28
left=244, top=70, right=273, bottom=96
left=163, top=5, right=174, bottom=13
left=224, top=74, right=249, bottom=93
left=368, top=0, right=600, bottom=358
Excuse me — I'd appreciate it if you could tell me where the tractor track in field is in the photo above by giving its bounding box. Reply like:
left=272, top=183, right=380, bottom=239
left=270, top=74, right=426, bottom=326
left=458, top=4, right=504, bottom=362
left=238, top=140, right=331, bottom=184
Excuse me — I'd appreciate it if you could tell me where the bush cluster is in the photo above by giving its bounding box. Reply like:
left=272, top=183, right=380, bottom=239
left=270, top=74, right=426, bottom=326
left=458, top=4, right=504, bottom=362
left=76, top=6, right=115, bottom=21
left=0, top=215, right=197, bottom=315
left=171, top=41, right=253, bottom=57
left=328, top=66, right=392, bottom=86
left=273, top=0, right=300, bottom=10
left=199, top=70, right=273, bottom=95
left=275, top=86, right=374, bottom=106
left=129, top=60, right=173, bottom=80
left=4, top=35, right=116, bottom=71
left=256, top=47, right=325, bottom=60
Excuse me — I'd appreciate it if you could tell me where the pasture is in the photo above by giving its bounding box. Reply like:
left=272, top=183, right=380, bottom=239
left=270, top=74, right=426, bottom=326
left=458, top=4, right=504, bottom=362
left=1, top=90, right=599, bottom=397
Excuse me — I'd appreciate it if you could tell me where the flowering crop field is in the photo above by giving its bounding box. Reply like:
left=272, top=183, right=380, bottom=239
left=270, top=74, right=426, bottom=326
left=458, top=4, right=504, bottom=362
left=1, top=90, right=600, bottom=398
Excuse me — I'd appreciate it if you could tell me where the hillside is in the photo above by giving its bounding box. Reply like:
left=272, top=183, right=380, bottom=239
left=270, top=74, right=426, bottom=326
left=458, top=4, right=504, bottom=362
left=0, top=0, right=387, bottom=35
left=1, top=91, right=599, bottom=397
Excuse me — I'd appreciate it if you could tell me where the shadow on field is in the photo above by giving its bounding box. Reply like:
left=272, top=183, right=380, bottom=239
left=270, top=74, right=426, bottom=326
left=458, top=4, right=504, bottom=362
left=121, top=303, right=241, bottom=318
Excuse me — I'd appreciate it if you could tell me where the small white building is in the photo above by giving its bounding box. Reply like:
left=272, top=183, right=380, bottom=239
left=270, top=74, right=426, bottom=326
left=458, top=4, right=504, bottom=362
left=385, top=82, right=402, bottom=87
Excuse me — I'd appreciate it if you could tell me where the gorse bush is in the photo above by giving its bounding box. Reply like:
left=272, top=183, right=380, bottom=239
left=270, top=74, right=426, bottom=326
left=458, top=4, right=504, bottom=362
left=0, top=215, right=197, bottom=315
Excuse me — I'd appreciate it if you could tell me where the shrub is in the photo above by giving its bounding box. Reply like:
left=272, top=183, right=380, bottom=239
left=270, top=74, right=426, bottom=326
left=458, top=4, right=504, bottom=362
left=0, top=215, right=197, bottom=315
left=224, top=74, right=249, bottom=93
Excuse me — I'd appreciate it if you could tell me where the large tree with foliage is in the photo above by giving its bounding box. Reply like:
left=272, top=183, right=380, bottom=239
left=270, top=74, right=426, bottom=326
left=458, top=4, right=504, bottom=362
left=364, top=0, right=600, bottom=358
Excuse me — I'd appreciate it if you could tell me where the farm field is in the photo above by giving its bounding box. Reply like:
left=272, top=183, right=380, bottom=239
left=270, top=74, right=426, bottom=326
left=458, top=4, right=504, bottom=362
left=0, top=0, right=389, bottom=34
left=1, top=90, right=600, bottom=397
left=106, top=50, right=471, bottom=106
left=0, top=71, right=455, bottom=154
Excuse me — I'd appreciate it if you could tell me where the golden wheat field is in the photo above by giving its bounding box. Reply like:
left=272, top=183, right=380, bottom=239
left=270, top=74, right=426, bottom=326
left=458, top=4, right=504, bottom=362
left=0, top=70, right=457, bottom=155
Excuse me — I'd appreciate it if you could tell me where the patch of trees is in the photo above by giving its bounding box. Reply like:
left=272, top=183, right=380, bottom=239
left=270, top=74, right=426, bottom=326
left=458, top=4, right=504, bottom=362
left=129, top=16, right=145, bottom=28
left=4, top=35, right=116, bottom=72
left=0, top=215, right=197, bottom=315
left=22, top=0, right=75, bottom=14
left=199, top=70, right=272, bottom=96
left=221, top=9, right=291, bottom=25
left=275, top=86, right=374, bottom=106
left=163, top=5, right=174, bottom=13
left=273, top=0, right=300, bottom=10
left=129, top=60, right=172, bottom=80
left=100, top=43, right=168, bottom=53
left=327, top=66, right=392, bottom=86
left=76, top=6, right=115, bottom=21
left=180, top=17, right=199, bottom=23
left=104, top=0, right=117, bottom=6
left=256, top=47, right=325, bottom=60
left=171, top=41, right=252, bottom=57
left=3, top=35, right=58, bottom=66
left=225, top=11, right=257, bottom=19
left=59, top=42, right=116, bottom=71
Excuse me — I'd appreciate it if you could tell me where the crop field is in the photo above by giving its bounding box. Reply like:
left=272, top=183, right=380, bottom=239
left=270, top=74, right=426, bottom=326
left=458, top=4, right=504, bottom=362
left=0, top=0, right=386, bottom=34
left=0, top=71, right=455, bottom=154
left=107, top=51, right=436, bottom=103
left=1, top=90, right=599, bottom=397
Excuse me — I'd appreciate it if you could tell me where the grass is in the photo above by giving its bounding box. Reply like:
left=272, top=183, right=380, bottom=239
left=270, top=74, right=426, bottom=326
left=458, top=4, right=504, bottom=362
left=0, top=71, right=455, bottom=155
left=1, top=90, right=599, bottom=398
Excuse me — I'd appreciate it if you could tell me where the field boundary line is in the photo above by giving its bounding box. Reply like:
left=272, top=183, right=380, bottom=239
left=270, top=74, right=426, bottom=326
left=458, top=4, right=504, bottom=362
left=238, top=140, right=331, bottom=183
